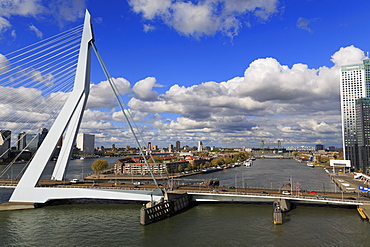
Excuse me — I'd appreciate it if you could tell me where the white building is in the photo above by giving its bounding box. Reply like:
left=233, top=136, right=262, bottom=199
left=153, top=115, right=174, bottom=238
left=198, top=141, right=203, bottom=152
left=76, top=133, right=95, bottom=155
left=340, top=60, right=370, bottom=169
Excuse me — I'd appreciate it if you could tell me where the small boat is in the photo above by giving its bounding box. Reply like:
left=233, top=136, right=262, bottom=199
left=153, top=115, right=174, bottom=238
left=307, top=162, right=314, bottom=167
left=80, top=155, right=99, bottom=159
left=244, top=159, right=252, bottom=167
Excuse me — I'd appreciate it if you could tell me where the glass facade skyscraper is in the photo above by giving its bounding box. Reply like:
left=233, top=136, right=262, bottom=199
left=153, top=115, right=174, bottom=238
left=356, top=97, right=370, bottom=172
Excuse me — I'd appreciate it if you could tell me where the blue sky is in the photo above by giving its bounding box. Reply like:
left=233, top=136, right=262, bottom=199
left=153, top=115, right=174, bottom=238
left=1, top=0, right=370, bottom=149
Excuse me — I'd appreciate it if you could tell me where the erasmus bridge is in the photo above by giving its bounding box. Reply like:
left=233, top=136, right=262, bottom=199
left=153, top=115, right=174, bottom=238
left=0, top=12, right=369, bottom=222
left=0, top=11, right=163, bottom=204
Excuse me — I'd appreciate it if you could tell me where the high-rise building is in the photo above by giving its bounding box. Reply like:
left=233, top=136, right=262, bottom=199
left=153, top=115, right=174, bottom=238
left=0, top=130, right=11, bottom=159
left=168, top=144, right=173, bottom=153
left=18, top=132, right=38, bottom=153
left=315, top=144, right=324, bottom=151
left=356, top=97, right=370, bottom=172
left=176, top=141, right=180, bottom=151
left=16, top=129, right=48, bottom=154
left=25, top=134, right=39, bottom=152
left=340, top=59, right=370, bottom=170
left=17, top=132, right=27, bottom=151
left=76, top=133, right=95, bottom=155
left=38, top=128, right=48, bottom=147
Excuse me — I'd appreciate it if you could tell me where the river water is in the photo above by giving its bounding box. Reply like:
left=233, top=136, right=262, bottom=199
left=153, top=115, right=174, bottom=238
left=1, top=158, right=369, bottom=246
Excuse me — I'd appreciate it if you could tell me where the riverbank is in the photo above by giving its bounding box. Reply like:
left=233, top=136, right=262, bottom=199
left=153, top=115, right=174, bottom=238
left=84, top=165, right=236, bottom=181
left=84, top=170, right=201, bottom=181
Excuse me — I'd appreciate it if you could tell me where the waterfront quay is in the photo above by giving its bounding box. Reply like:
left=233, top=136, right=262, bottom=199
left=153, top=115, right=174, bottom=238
left=329, top=172, right=370, bottom=193
left=83, top=169, right=201, bottom=181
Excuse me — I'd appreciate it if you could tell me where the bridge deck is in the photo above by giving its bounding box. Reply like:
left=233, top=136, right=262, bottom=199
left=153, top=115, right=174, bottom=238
left=1, top=179, right=368, bottom=206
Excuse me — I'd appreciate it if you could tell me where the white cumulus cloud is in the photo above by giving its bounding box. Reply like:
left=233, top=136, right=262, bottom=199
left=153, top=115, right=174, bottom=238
left=124, top=45, right=361, bottom=147
left=331, top=45, right=366, bottom=67
left=132, top=77, right=163, bottom=101
left=87, top=77, right=131, bottom=109
left=0, top=45, right=364, bottom=148
left=128, top=0, right=280, bottom=38
left=0, top=0, right=86, bottom=36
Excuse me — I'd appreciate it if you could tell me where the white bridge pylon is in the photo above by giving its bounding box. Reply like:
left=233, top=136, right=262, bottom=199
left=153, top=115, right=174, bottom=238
left=9, top=10, right=162, bottom=204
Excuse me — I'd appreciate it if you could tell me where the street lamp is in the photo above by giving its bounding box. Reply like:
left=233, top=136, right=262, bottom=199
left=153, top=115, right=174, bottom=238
left=290, top=175, right=293, bottom=195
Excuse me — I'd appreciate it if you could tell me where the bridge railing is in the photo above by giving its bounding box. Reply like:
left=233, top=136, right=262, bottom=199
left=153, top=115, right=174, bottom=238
left=177, top=189, right=366, bottom=204
left=37, top=184, right=150, bottom=191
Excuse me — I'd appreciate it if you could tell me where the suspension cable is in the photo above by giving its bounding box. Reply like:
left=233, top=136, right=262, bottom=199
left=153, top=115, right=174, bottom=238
left=91, top=43, right=160, bottom=189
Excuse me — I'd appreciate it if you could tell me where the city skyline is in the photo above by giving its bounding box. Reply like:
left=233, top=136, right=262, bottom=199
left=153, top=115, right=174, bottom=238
left=1, top=1, right=370, bottom=148
left=0, top=128, right=338, bottom=152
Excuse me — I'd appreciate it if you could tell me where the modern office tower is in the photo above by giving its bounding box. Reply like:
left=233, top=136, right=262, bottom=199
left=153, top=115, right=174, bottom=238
left=198, top=141, right=203, bottom=152
left=17, top=132, right=27, bottom=150
left=340, top=59, right=370, bottom=169
left=356, top=97, right=370, bottom=172
left=76, top=133, right=95, bottom=155
left=25, top=134, right=39, bottom=152
left=176, top=141, right=180, bottom=151
left=38, top=128, right=48, bottom=147
left=168, top=144, right=173, bottom=153
left=0, top=130, right=11, bottom=159
left=315, top=144, right=324, bottom=151
left=17, top=132, right=38, bottom=153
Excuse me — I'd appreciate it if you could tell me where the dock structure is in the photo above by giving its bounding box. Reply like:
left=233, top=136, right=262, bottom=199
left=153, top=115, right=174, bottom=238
left=0, top=202, right=35, bottom=211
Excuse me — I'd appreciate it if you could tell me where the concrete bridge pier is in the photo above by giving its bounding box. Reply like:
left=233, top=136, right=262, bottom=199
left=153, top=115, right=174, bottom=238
left=273, top=199, right=291, bottom=225
left=140, top=191, right=192, bottom=225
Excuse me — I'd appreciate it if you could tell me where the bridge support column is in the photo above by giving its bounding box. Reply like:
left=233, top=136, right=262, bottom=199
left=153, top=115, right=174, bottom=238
left=273, top=199, right=291, bottom=225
